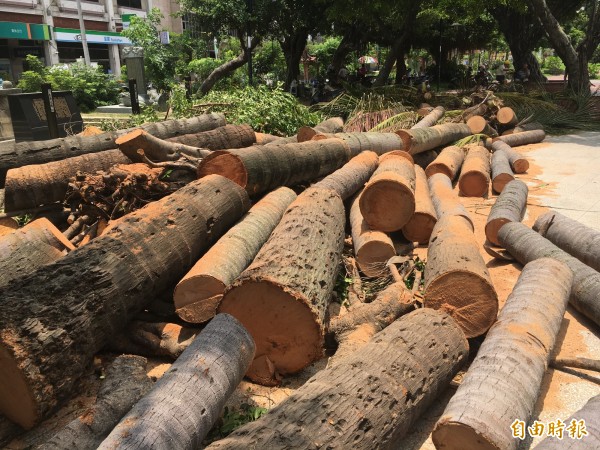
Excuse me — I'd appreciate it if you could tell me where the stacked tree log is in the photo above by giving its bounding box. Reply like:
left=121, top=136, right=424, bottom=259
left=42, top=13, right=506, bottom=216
left=411, top=106, right=445, bottom=129
left=458, top=145, right=491, bottom=197
left=485, top=179, right=528, bottom=246
left=402, top=165, right=437, bottom=244
left=311, top=132, right=403, bottom=156
left=425, top=146, right=465, bottom=180
left=428, top=173, right=473, bottom=228
left=296, top=117, right=344, bottom=142
left=396, top=123, right=472, bottom=155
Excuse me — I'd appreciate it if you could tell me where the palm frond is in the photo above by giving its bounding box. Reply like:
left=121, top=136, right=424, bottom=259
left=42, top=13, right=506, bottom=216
left=454, top=134, right=488, bottom=147
left=369, top=111, right=418, bottom=132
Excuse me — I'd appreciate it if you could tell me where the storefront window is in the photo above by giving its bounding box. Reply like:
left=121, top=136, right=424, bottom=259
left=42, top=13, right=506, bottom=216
left=117, top=0, right=142, bottom=9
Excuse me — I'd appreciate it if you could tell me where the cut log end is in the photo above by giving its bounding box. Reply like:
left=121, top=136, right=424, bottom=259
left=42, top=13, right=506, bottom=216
left=197, top=151, right=247, bottom=188
left=296, top=127, right=317, bottom=143
left=484, top=218, right=511, bottom=247
left=492, top=173, right=514, bottom=194
left=395, top=130, right=412, bottom=152
left=433, top=421, right=498, bottom=450
left=459, top=172, right=489, bottom=197
left=425, top=163, right=453, bottom=179
left=359, top=179, right=415, bottom=232
left=0, top=218, right=19, bottom=237
left=356, top=238, right=396, bottom=277
left=114, top=128, right=145, bottom=146
left=466, top=116, right=487, bottom=134
left=402, top=212, right=437, bottom=244
left=512, top=159, right=529, bottom=174
left=383, top=150, right=414, bottom=164
left=0, top=342, right=38, bottom=429
left=174, top=275, right=226, bottom=323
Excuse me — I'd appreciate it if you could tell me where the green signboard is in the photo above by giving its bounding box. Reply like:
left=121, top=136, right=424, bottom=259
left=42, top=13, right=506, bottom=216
left=0, top=22, right=50, bottom=41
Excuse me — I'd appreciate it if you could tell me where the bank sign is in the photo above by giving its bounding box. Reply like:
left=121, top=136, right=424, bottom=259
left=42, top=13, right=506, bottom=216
left=54, top=28, right=131, bottom=45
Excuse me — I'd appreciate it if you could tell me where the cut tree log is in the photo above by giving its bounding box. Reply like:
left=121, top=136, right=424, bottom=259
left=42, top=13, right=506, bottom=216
left=0, top=217, right=75, bottom=288
left=493, top=129, right=546, bottom=147
left=491, top=140, right=529, bottom=173
left=296, top=117, right=344, bottom=142
left=485, top=179, right=528, bottom=246
left=402, top=165, right=438, bottom=244
left=496, top=106, right=519, bottom=126
left=4, top=150, right=131, bottom=211
left=312, top=151, right=378, bottom=201
left=42, top=355, right=152, bottom=450
left=424, top=215, right=498, bottom=338
left=466, top=115, right=498, bottom=137
left=458, top=145, right=491, bottom=197
left=425, top=145, right=465, bottom=179
left=396, top=123, right=472, bottom=155
left=412, top=149, right=438, bottom=169
left=433, top=258, right=572, bottom=450
left=254, top=132, right=280, bottom=145
left=534, top=210, right=600, bottom=273
left=166, top=124, right=256, bottom=150
left=205, top=309, right=468, bottom=450
left=462, top=103, right=488, bottom=121
left=350, top=190, right=396, bottom=277
left=411, top=106, right=445, bottom=129
left=115, top=129, right=211, bottom=163
left=491, top=149, right=515, bottom=194
left=174, top=187, right=297, bottom=323
left=359, top=152, right=416, bottom=232
left=0, top=217, right=18, bottom=237
left=218, top=187, right=345, bottom=386
left=0, top=174, right=250, bottom=428
left=197, top=138, right=351, bottom=195
left=501, top=121, right=544, bottom=135
left=312, top=132, right=403, bottom=156
left=498, top=222, right=600, bottom=329
left=428, top=173, right=474, bottom=230
left=417, top=104, right=434, bottom=116
left=99, top=314, right=255, bottom=450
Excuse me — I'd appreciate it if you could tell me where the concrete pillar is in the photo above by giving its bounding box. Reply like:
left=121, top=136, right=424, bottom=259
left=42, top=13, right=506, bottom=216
left=105, top=0, right=121, bottom=77
left=40, top=0, right=60, bottom=66
left=122, top=47, right=147, bottom=95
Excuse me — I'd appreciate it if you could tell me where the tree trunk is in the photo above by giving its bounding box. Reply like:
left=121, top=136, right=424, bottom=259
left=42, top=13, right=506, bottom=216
left=485, top=179, right=528, bottom=246
left=497, top=107, right=519, bottom=126
left=424, top=215, right=498, bottom=338
left=296, top=117, right=344, bottom=142
left=99, top=314, right=255, bottom=450
left=116, top=130, right=210, bottom=163
left=312, top=132, right=403, bottom=156
left=491, top=150, right=515, bottom=194
left=433, top=258, right=572, bottom=450
left=458, top=145, right=491, bottom=197
left=428, top=173, right=474, bottom=230
left=331, top=28, right=358, bottom=75
left=0, top=217, right=18, bottom=237
left=466, top=116, right=498, bottom=137
left=502, top=121, right=544, bottom=135
left=174, top=187, right=297, bottom=323
left=43, top=355, right=152, bottom=450
left=533, top=210, right=600, bottom=273
left=0, top=175, right=250, bottom=428
left=254, top=132, right=280, bottom=145
left=219, top=187, right=345, bottom=386
left=425, top=145, right=465, bottom=180
left=412, top=149, right=439, bottom=169
left=167, top=124, right=256, bottom=150
left=312, top=151, right=378, bottom=201
left=498, top=222, right=600, bottom=328
left=411, top=106, right=445, bottom=129
left=491, top=140, right=529, bottom=173
left=280, top=29, right=309, bottom=91
left=462, top=104, right=488, bottom=121
left=493, top=129, right=546, bottom=147
left=395, top=54, right=407, bottom=85
left=205, top=309, right=468, bottom=450
left=197, top=139, right=351, bottom=196
left=396, top=123, right=472, bottom=155
left=4, top=150, right=131, bottom=211
left=359, top=152, right=416, bottom=232
left=402, top=165, right=438, bottom=244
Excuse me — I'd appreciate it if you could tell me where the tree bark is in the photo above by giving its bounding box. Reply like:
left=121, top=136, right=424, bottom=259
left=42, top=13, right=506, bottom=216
left=411, top=106, right=445, bottom=129
left=99, top=314, right=255, bottom=450
left=219, top=187, right=345, bottom=386
left=167, top=124, right=256, bottom=150
left=491, top=150, right=515, bottom=194
left=493, top=129, right=546, bottom=147
left=433, top=258, right=572, bottom=450
left=0, top=415, right=21, bottom=448
left=458, top=145, right=491, bottom=197
left=425, top=145, right=465, bottom=180
left=331, top=27, right=359, bottom=75
left=402, top=165, right=438, bottom=244
left=296, top=117, right=344, bottom=142
left=396, top=123, right=472, bottom=155
left=428, top=173, right=474, bottom=230
left=395, top=53, right=407, bottom=85
left=280, top=29, right=309, bottom=91
left=0, top=175, right=250, bottom=429
left=412, top=149, right=439, bottom=169
left=491, top=140, right=529, bottom=173
left=502, top=121, right=544, bottom=136
left=116, top=129, right=210, bottom=162
left=485, top=179, right=528, bottom=246
left=205, top=309, right=468, bottom=450
left=312, top=132, right=403, bottom=156
left=174, top=187, right=297, bottom=323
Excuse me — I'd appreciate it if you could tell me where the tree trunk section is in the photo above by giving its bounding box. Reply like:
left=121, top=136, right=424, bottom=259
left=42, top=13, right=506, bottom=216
left=462, top=104, right=488, bottom=121
left=502, top=121, right=544, bottom=135
left=413, top=149, right=438, bottom=169
left=491, top=140, right=529, bottom=173
left=433, top=258, right=572, bottom=450
left=402, top=165, right=438, bottom=244
left=424, top=215, right=498, bottom=338
left=396, top=123, right=472, bottom=155
left=297, top=117, right=344, bottom=142
left=466, top=116, right=498, bottom=137
left=174, top=187, right=297, bottom=323
left=0, top=217, right=18, bottom=237
left=458, top=145, right=491, bottom=197
left=411, top=106, right=445, bottom=129
left=197, top=139, right=351, bottom=196
left=167, top=124, right=256, bottom=150
left=219, top=188, right=345, bottom=386
left=359, top=152, right=416, bottom=232
left=116, top=129, right=211, bottom=162
left=254, top=133, right=280, bottom=145
left=281, top=29, right=309, bottom=92
left=491, top=150, right=515, bottom=194
left=497, top=107, right=519, bottom=126
left=312, top=132, right=403, bottom=156
left=425, top=145, right=465, bottom=179
left=206, top=309, right=468, bottom=450
left=485, top=179, right=528, bottom=246
left=99, top=314, right=255, bottom=450
left=428, top=173, right=474, bottom=230
left=493, top=129, right=546, bottom=147
left=200, top=38, right=258, bottom=95
left=0, top=175, right=250, bottom=428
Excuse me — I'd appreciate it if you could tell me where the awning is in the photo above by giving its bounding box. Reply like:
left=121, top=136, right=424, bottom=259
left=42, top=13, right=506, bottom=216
left=0, top=22, right=50, bottom=40
left=54, top=27, right=131, bottom=45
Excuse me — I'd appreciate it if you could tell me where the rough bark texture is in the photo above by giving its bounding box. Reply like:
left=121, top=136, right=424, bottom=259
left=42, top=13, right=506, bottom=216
left=462, top=104, right=488, bottom=121
left=359, top=152, right=416, bottom=232
left=206, top=309, right=469, bottom=450
left=411, top=106, right=445, bottom=129
left=296, top=118, right=344, bottom=142
left=502, top=122, right=544, bottom=135
left=485, top=179, right=528, bottom=246
left=466, top=116, right=498, bottom=137
left=254, top=133, right=280, bottom=145
left=42, top=355, right=152, bottom=450
left=424, top=215, right=499, bottom=338
left=99, top=314, right=255, bottom=450
left=396, top=123, right=472, bottom=155
left=491, top=150, right=515, bottom=194
left=533, top=210, right=600, bottom=273
left=493, top=129, right=546, bottom=147
left=498, top=222, right=600, bottom=328
left=491, top=140, right=529, bottom=173
left=428, top=173, right=474, bottom=230
left=197, top=139, right=351, bottom=196
left=312, top=132, right=403, bottom=156
left=219, top=188, right=345, bottom=386
left=0, top=175, right=250, bottom=428
left=312, top=151, right=378, bottom=201
left=174, top=187, right=297, bottom=323
left=166, top=124, right=256, bottom=150
left=412, top=149, right=439, bottom=169
left=433, top=258, right=572, bottom=450
left=4, top=150, right=131, bottom=211
left=402, top=165, right=438, bottom=244
left=497, top=107, right=519, bottom=126
left=0, top=415, right=21, bottom=448
left=115, top=130, right=211, bottom=163
left=425, top=145, right=465, bottom=180
left=458, top=145, right=491, bottom=197
left=0, top=217, right=18, bottom=237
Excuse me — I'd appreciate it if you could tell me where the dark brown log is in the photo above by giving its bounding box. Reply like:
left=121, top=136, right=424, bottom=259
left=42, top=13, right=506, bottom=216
left=312, top=151, right=379, bottom=201
left=498, top=222, right=600, bottom=328
left=424, top=215, right=498, bottom=338
left=496, top=106, right=519, bottom=126
left=4, top=150, right=131, bottom=211
left=501, top=121, right=544, bottom=135
left=458, top=145, right=491, bottom=197
left=462, top=103, right=489, bottom=121
left=219, top=187, right=345, bottom=386
left=99, top=314, right=255, bottom=450
left=534, top=210, right=600, bottom=273
left=491, top=140, right=529, bottom=173
left=396, top=123, right=472, bottom=155
left=466, top=115, right=498, bottom=137
left=0, top=217, right=18, bottom=237
left=205, top=309, right=469, bottom=450
left=166, top=124, right=256, bottom=150
left=359, top=152, right=416, bottom=232
left=115, top=129, right=211, bottom=163
left=485, top=179, right=528, bottom=246
left=493, top=129, right=546, bottom=147
left=296, top=117, right=344, bottom=142
left=425, top=145, right=465, bottom=179
left=43, top=355, right=152, bottom=450
left=0, top=175, right=250, bottom=428
left=491, top=149, right=515, bottom=194
left=433, top=258, right=572, bottom=450
left=411, top=106, right=445, bottom=129
left=417, top=104, right=434, bottom=116
left=197, top=139, right=351, bottom=195
left=412, top=149, right=438, bottom=169
left=402, top=165, right=438, bottom=244
left=174, top=187, right=296, bottom=323
left=312, top=132, right=403, bottom=156
left=428, top=173, right=474, bottom=230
